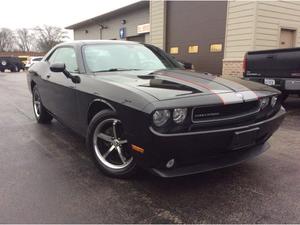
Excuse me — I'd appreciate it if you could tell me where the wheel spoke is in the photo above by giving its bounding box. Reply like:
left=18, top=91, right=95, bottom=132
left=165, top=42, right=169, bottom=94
left=103, top=145, right=115, bottom=159
left=116, top=146, right=127, bottom=164
left=112, top=120, right=118, bottom=139
left=119, top=140, right=128, bottom=144
left=97, top=133, right=113, bottom=143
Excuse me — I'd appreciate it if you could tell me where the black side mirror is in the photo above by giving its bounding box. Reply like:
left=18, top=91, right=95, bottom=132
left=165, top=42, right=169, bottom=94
left=50, top=63, right=80, bottom=84
left=50, top=63, right=66, bottom=73
left=182, top=62, right=193, bottom=70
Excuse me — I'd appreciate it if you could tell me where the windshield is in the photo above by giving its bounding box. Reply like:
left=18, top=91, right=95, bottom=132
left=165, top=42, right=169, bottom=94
left=83, top=43, right=182, bottom=73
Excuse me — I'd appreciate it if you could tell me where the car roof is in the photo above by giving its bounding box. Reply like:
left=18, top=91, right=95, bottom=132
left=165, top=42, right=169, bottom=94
left=57, top=40, right=142, bottom=48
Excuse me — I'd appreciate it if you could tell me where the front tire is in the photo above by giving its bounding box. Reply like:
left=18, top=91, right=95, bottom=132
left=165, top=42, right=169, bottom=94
left=87, top=110, right=137, bottom=178
left=32, top=86, right=53, bottom=124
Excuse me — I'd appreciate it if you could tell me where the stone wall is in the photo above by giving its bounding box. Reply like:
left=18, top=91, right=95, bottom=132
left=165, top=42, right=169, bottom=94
left=222, top=60, right=243, bottom=77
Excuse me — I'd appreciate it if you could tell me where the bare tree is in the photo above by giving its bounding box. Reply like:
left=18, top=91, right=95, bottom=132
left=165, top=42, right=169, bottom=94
left=16, top=28, right=34, bottom=52
left=0, top=28, right=15, bottom=51
left=34, top=25, right=68, bottom=52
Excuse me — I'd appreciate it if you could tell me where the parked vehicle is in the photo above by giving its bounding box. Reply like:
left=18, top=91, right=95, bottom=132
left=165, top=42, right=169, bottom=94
left=243, top=47, right=300, bottom=101
left=0, top=57, right=25, bottom=72
left=27, top=41, right=285, bottom=178
left=18, top=55, right=30, bottom=65
left=25, top=56, right=43, bottom=69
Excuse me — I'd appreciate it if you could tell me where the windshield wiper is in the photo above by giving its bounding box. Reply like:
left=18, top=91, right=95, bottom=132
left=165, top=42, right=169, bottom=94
left=93, top=68, right=142, bottom=73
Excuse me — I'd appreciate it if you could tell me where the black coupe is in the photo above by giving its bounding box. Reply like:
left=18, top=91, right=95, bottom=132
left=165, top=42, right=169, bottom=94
left=27, top=41, right=285, bottom=178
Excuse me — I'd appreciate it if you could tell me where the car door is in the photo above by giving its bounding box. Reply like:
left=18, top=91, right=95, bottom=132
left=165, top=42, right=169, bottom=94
left=43, top=47, right=79, bottom=129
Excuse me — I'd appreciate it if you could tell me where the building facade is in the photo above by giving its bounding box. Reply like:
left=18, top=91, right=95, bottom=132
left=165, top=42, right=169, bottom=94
left=67, top=1, right=150, bottom=43
left=66, top=0, right=300, bottom=76
left=223, top=1, right=300, bottom=76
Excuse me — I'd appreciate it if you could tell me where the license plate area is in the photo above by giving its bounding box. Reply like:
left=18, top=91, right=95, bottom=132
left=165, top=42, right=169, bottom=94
left=231, top=128, right=259, bottom=150
left=285, top=80, right=300, bottom=90
left=264, top=78, right=275, bottom=86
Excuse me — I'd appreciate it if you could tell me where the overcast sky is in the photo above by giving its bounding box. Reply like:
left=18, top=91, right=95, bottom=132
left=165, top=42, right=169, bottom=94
left=0, top=0, right=139, bottom=38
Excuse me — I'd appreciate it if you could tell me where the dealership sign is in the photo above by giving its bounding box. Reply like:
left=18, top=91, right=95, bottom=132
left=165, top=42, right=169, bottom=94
left=137, top=23, right=150, bottom=34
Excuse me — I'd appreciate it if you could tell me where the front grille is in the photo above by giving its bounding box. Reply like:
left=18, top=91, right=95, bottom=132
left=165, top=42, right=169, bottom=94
left=192, top=101, right=260, bottom=124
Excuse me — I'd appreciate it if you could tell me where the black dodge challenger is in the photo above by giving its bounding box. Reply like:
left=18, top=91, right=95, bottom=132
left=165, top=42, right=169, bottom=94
left=27, top=40, right=285, bottom=178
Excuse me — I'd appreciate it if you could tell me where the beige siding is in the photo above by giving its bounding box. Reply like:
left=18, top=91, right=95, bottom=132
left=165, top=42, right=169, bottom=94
left=74, top=24, right=100, bottom=40
left=149, top=1, right=166, bottom=50
left=223, top=1, right=256, bottom=60
left=223, top=0, right=300, bottom=76
left=73, top=7, right=149, bottom=41
left=254, top=1, right=300, bottom=50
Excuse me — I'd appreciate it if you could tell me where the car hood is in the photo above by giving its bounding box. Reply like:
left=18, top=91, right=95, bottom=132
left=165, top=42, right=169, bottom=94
left=95, top=69, right=278, bottom=102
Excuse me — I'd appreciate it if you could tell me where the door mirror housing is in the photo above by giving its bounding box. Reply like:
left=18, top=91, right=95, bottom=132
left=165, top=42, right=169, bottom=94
left=178, top=61, right=193, bottom=70
left=50, top=63, right=66, bottom=73
left=182, top=62, right=193, bottom=70
left=50, top=63, right=81, bottom=84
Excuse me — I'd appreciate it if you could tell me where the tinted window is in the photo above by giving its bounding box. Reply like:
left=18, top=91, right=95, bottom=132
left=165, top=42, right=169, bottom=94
left=83, top=44, right=181, bottom=73
left=48, top=47, right=78, bottom=73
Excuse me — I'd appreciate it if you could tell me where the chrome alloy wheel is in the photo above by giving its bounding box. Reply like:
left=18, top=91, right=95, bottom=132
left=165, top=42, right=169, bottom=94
left=33, top=90, right=42, bottom=118
left=93, top=118, right=133, bottom=170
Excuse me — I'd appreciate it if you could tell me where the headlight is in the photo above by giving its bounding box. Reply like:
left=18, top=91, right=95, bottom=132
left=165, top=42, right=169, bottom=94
left=259, top=97, right=270, bottom=110
left=173, top=108, right=188, bottom=124
left=271, top=96, right=278, bottom=107
left=153, top=110, right=170, bottom=127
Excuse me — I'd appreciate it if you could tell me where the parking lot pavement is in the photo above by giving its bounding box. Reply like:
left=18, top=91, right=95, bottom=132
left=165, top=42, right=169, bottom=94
left=0, top=72, right=299, bottom=223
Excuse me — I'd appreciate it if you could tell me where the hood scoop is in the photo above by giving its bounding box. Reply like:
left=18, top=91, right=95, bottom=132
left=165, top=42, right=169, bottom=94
left=137, top=77, right=200, bottom=93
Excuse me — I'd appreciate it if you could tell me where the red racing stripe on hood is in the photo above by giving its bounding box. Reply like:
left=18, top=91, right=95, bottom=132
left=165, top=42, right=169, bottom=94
left=160, top=73, right=226, bottom=104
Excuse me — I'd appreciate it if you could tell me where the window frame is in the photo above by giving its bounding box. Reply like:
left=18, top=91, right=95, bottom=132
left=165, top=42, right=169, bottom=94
left=46, top=46, right=80, bottom=74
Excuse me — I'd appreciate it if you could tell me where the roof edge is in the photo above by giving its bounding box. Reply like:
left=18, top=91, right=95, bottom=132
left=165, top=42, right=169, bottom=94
left=65, top=1, right=149, bottom=30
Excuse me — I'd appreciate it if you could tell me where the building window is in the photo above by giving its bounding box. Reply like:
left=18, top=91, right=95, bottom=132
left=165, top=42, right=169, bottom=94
left=188, top=45, right=199, bottom=54
left=210, top=44, right=223, bottom=52
left=170, top=47, right=179, bottom=54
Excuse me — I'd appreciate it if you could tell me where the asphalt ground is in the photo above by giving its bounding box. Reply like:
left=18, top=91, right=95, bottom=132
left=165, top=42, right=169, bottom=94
left=0, top=72, right=299, bottom=223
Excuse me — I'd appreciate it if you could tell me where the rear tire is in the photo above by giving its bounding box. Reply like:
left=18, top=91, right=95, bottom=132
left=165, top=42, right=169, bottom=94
left=86, top=110, right=137, bottom=178
left=32, top=86, right=53, bottom=124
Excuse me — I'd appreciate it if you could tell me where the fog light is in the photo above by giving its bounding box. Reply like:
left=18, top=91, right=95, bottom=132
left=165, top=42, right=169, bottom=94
left=166, top=159, right=175, bottom=168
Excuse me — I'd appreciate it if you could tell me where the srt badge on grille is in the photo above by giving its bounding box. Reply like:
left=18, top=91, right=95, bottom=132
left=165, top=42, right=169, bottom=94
left=195, top=112, right=220, bottom=118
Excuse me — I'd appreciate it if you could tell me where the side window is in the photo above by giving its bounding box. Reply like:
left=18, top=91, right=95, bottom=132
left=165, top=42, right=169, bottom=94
left=49, top=47, right=78, bottom=73
left=48, top=50, right=58, bottom=65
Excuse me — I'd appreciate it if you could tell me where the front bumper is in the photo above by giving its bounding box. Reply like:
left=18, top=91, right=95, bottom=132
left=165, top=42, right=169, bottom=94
left=129, top=107, right=285, bottom=177
left=151, top=142, right=270, bottom=177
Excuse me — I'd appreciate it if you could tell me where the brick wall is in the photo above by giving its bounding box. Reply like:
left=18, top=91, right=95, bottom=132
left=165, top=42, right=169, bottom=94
left=0, top=51, right=45, bottom=57
left=222, top=60, right=243, bottom=77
